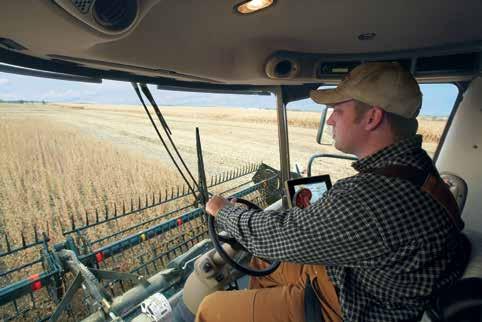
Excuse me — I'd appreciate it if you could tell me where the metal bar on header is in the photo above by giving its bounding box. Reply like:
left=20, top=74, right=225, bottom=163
left=274, top=86, right=290, bottom=208
left=0, top=271, right=57, bottom=306
left=0, top=175, right=279, bottom=309
left=62, top=163, right=261, bottom=235
left=80, top=180, right=268, bottom=263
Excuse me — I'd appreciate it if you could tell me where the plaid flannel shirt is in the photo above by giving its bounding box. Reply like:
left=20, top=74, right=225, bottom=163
left=216, top=135, right=467, bottom=321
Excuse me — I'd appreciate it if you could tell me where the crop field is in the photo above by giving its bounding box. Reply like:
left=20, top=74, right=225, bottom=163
left=0, top=102, right=446, bottom=251
left=0, top=102, right=446, bottom=320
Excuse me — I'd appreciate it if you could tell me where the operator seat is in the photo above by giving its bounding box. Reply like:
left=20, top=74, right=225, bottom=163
left=441, top=172, right=468, bottom=213
left=423, top=173, right=482, bottom=322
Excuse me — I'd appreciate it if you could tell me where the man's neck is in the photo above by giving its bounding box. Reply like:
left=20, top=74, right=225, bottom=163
left=355, top=134, right=397, bottom=159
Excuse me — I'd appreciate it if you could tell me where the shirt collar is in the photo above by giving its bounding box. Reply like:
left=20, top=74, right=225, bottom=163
left=352, top=135, right=424, bottom=172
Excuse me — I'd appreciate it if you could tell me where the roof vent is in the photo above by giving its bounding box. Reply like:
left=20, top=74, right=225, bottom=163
left=53, top=0, right=160, bottom=36
left=72, top=0, right=94, bottom=14
left=265, top=56, right=300, bottom=79
left=93, top=0, right=138, bottom=31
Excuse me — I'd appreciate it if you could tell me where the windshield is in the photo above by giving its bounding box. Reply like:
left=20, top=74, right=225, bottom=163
left=0, top=73, right=282, bottom=320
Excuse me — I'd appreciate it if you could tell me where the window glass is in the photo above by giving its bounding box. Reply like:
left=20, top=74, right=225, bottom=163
left=417, top=84, right=458, bottom=156
left=287, top=83, right=459, bottom=182
left=0, top=73, right=280, bottom=292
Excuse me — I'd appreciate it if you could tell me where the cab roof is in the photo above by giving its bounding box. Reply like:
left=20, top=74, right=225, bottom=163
left=1, top=0, right=481, bottom=89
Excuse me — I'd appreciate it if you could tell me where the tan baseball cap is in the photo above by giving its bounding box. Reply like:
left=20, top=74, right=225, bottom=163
left=310, top=62, right=422, bottom=119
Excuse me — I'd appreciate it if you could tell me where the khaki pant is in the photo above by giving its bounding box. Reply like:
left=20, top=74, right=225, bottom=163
left=196, top=258, right=342, bottom=322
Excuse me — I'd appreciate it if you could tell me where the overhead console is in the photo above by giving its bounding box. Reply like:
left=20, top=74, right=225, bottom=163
left=265, top=50, right=482, bottom=83
left=52, top=0, right=160, bottom=36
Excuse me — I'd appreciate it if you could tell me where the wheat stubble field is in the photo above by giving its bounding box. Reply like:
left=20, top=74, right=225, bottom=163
left=0, top=102, right=446, bottom=319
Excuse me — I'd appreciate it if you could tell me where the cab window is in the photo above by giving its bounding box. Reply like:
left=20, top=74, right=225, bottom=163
left=287, top=83, right=459, bottom=182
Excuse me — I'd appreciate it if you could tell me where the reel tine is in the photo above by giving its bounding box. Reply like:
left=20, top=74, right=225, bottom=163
left=21, top=230, right=26, bottom=247
left=5, top=233, right=11, bottom=253
left=71, top=214, right=76, bottom=231
left=34, top=224, right=39, bottom=243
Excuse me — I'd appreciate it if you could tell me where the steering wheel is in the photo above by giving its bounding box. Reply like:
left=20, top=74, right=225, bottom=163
left=207, top=197, right=280, bottom=277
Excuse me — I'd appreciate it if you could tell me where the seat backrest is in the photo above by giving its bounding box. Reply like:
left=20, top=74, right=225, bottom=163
left=432, top=277, right=482, bottom=322
left=421, top=174, right=482, bottom=321
left=440, top=172, right=468, bottom=214
left=422, top=231, right=482, bottom=322
left=462, top=230, right=482, bottom=279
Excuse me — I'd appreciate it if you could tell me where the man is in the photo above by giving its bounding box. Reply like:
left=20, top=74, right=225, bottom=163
left=197, top=62, right=468, bottom=322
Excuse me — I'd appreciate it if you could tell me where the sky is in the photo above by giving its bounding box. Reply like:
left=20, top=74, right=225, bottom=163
left=0, top=71, right=459, bottom=116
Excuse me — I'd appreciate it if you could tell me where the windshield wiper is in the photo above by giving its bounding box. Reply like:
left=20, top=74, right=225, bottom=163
left=132, top=82, right=200, bottom=202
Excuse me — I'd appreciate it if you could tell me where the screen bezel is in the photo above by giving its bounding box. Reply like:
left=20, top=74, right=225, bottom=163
left=285, top=175, right=332, bottom=208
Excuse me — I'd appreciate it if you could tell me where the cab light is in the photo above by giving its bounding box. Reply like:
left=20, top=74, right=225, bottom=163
left=235, top=0, right=274, bottom=14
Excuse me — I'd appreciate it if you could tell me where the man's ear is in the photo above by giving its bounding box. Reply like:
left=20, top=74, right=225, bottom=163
left=364, top=107, right=384, bottom=131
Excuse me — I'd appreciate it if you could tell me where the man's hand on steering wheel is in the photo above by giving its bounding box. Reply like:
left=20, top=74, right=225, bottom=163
left=206, top=195, right=234, bottom=217
left=205, top=195, right=280, bottom=276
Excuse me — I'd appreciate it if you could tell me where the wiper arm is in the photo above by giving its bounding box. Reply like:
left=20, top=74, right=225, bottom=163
left=196, top=127, right=209, bottom=207
left=132, top=82, right=199, bottom=201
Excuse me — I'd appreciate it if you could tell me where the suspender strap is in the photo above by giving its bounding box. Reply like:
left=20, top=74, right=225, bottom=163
left=363, top=165, right=464, bottom=232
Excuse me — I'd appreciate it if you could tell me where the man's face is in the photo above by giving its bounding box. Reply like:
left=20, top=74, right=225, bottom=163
left=326, top=100, right=366, bottom=155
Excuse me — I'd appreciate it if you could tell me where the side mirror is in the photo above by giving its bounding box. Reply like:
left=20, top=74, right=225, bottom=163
left=316, top=106, right=334, bottom=145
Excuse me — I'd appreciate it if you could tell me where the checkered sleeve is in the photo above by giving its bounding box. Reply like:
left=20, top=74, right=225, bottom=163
left=216, top=187, right=388, bottom=266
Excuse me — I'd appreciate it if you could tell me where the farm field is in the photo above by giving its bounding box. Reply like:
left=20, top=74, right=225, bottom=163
left=0, top=102, right=447, bottom=320
left=0, top=102, right=447, bottom=244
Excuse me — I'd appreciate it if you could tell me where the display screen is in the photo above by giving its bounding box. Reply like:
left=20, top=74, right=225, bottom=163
left=285, top=175, right=332, bottom=209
